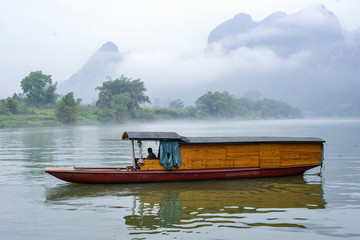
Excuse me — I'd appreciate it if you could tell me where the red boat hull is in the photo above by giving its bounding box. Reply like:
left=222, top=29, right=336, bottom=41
left=45, top=164, right=320, bottom=184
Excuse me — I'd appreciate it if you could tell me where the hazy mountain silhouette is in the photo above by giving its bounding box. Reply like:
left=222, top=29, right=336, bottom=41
left=57, top=41, right=123, bottom=103
left=207, top=5, right=344, bottom=57
left=205, top=4, right=360, bottom=115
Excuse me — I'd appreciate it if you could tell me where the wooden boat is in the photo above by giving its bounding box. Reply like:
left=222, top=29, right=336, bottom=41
left=45, top=131, right=325, bottom=183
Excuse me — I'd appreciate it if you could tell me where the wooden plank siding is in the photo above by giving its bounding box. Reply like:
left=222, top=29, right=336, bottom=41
left=259, top=144, right=281, bottom=168
left=140, top=142, right=322, bottom=171
left=280, top=143, right=322, bottom=166
left=226, top=144, right=260, bottom=168
left=140, top=159, right=167, bottom=170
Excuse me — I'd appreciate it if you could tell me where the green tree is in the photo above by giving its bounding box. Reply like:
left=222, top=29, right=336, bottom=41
left=236, top=97, right=253, bottom=117
left=0, top=94, right=21, bottom=114
left=195, top=91, right=238, bottom=118
left=97, top=107, right=114, bottom=122
left=111, top=93, right=131, bottom=122
left=168, top=98, right=184, bottom=110
left=183, top=106, right=205, bottom=119
left=96, top=75, right=150, bottom=120
left=55, top=92, right=81, bottom=124
left=5, top=96, right=18, bottom=114
left=44, top=82, right=58, bottom=104
left=0, top=100, right=8, bottom=114
left=252, top=98, right=302, bottom=119
left=20, top=71, right=57, bottom=105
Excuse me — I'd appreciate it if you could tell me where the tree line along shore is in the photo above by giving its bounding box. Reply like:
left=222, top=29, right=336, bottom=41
left=0, top=71, right=302, bottom=128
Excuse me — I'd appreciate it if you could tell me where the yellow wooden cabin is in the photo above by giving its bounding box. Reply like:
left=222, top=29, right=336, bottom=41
left=122, top=132, right=325, bottom=172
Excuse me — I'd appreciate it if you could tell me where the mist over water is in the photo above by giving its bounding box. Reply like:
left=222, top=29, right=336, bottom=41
left=0, top=119, right=360, bottom=239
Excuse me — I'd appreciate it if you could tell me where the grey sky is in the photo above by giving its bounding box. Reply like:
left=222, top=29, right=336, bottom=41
left=1, top=0, right=359, bottom=97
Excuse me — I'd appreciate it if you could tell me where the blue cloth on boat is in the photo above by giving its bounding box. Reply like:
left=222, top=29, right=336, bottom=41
left=160, top=141, right=182, bottom=170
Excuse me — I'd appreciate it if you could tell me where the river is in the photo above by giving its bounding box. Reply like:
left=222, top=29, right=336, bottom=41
left=0, top=119, right=359, bottom=239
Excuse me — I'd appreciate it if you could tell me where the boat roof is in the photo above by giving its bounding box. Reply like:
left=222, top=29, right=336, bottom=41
left=122, top=131, right=182, bottom=141
left=122, top=131, right=325, bottom=143
left=181, top=136, right=325, bottom=144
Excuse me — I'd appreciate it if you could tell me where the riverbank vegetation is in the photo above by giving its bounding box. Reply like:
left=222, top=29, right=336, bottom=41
left=0, top=71, right=302, bottom=128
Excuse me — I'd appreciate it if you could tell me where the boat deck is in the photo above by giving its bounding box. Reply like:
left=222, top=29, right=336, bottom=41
left=45, top=167, right=129, bottom=172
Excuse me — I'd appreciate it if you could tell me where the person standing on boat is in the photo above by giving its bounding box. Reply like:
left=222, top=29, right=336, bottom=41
left=146, top=147, right=157, bottom=159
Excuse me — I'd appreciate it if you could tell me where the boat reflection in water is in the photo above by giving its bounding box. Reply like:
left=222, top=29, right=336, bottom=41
left=46, top=175, right=325, bottom=232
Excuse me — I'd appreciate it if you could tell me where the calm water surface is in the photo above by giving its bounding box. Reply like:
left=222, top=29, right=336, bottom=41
left=0, top=119, right=359, bottom=239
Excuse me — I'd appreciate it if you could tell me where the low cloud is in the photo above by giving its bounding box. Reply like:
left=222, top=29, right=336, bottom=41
left=118, top=46, right=308, bottom=90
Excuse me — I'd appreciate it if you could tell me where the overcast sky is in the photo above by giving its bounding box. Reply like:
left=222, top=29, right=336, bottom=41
left=1, top=0, right=360, bottom=98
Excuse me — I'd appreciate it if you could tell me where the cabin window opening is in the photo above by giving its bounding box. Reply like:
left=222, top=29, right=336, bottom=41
left=137, top=140, right=160, bottom=160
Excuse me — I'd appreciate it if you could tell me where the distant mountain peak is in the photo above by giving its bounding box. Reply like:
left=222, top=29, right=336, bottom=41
left=206, top=4, right=343, bottom=55
left=293, top=4, right=338, bottom=24
left=305, top=4, right=333, bottom=15
left=57, top=41, right=123, bottom=103
left=232, top=13, right=253, bottom=23
left=261, top=11, right=286, bottom=24
left=207, top=13, right=256, bottom=44
left=99, top=41, right=119, bottom=52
